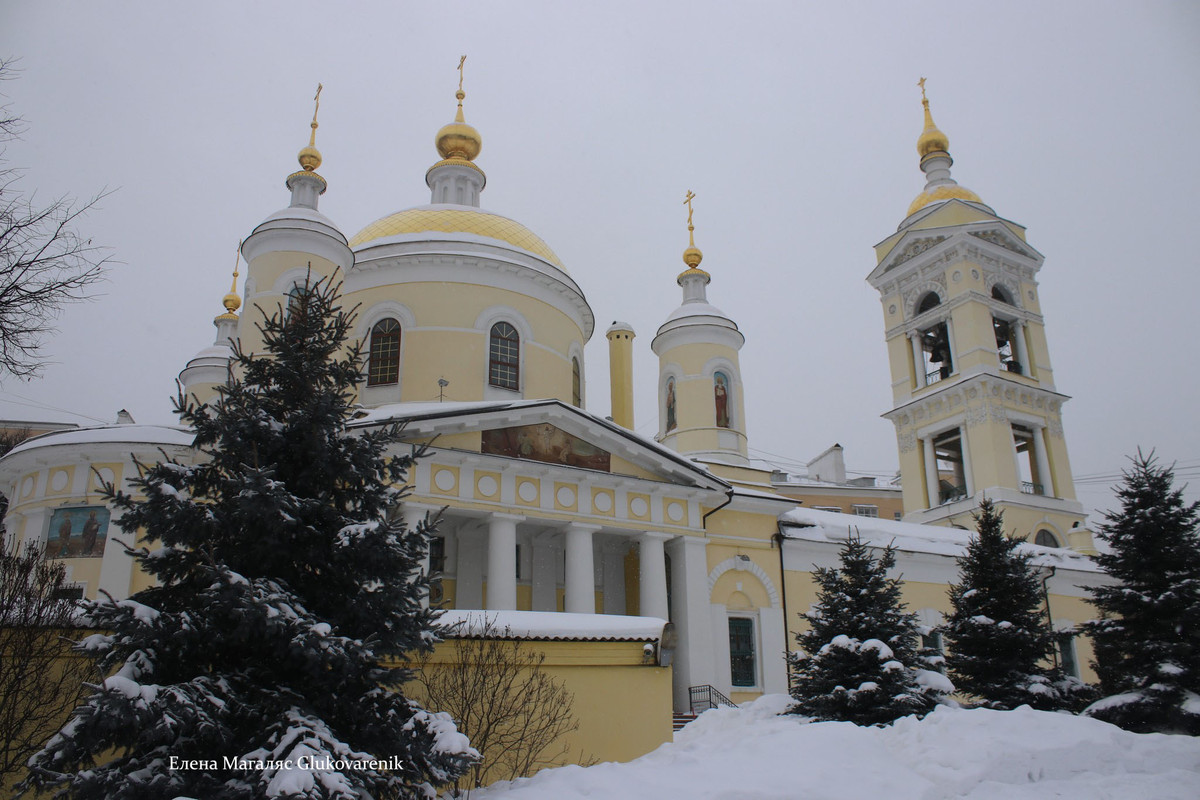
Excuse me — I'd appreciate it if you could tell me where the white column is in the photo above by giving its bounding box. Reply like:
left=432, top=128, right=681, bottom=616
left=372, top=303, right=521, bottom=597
left=1033, top=426, right=1054, bottom=497
left=402, top=504, right=433, bottom=609
left=910, top=333, right=926, bottom=388
left=487, top=513, right=522, bottom=611
left=602, top=541, right=628, bottom=614
left=638, top=532, right=670, bottom=620
left=1011, top=320, right=1031, bottom=375
left=666, top=535, right=715, bottom=710
left=564, top=523, right=599, bottom=614
left=958, top=426, right=973, bottom=497
left=530, top=535, right=558, bottom=612
left=923, top=437, right=939, bottom=508
left=455, top=525, right=485, bottom=609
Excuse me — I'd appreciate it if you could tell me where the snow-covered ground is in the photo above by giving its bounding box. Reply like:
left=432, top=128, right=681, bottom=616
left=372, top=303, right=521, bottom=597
left=472, top=695, right=1200, bottom=800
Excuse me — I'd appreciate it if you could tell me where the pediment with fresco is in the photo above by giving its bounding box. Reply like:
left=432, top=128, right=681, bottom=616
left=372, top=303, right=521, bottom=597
left=482, top=423, right=611, bottom=472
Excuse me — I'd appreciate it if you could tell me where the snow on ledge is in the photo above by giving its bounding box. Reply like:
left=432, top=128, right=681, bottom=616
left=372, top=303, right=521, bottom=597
left=437, top=610, right=666, bottom=642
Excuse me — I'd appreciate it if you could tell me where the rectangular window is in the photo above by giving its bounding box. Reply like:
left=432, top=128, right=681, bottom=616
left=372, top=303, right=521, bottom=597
left=894, top=511, right=903, bottom=521
left=1058, top=633, right=1079, bottom=678
left=812, top=506, right=842, bottom=513
left=728, top=617, right=756, bottom=688
left=853, top=505, right=879, bottom=518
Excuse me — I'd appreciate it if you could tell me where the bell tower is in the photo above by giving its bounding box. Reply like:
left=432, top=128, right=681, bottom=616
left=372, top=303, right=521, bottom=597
left=867, top=81, right=1090, bottom=551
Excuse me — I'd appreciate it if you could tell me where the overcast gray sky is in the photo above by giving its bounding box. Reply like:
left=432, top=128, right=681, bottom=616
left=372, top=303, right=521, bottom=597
left=2, top=1, right=1198, bottom=521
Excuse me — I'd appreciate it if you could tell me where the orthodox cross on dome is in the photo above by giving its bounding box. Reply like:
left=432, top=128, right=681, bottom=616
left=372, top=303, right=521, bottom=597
left=457, top=55, right=467, bottom=94
left=309, top=83, right=323, bottom=146
left=684, top=190, right=698, bottom=244
left=918, top=76, right=927, bottom=102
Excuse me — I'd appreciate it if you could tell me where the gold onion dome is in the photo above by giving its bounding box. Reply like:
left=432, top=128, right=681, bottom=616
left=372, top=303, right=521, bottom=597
left=219, top=243, right=242, bottom=318
left=298, top=83, right=324, bottom=172
left=436, top=89, right=482, bottom=161
left=917, top=95, right=949, bottom=159
left=679, top=190, right=708, bottom=277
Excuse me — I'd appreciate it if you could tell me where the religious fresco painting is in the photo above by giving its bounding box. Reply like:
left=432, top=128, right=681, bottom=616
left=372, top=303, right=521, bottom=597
left=47, top=506, right=111, bottom=558
left=482, top=424, right=611, bottom=471
left=665, top=377, right=677, bottom=432
left=714, top=371, right=731, bottom=428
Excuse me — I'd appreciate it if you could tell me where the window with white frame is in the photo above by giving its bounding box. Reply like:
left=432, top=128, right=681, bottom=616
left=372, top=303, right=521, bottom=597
left=852, top=505, right=879, bottom=518
left=728, top=617, right=756, bottom=688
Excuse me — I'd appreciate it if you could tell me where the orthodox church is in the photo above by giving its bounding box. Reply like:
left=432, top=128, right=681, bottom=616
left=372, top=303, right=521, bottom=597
left=0, top=71, right=1110, bottom=767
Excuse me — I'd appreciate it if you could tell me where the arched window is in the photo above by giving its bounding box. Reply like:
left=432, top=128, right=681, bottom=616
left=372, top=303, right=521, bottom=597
left=991, top=285, right=1014, bottom=305
left=286, top=284, right=310, bottom=323
left=914, top=292, right=953, bottom=386
left=489, top=322, right=520, bottom=390
left=1034, top=529, right=1060, bottom=548
left=367, top=318, right=401, bottom=386
left=714, top=371, right=731, bottom=428
left=571, top=357, right=582, bottom=407
left=917, top=291, right=941, bottom=315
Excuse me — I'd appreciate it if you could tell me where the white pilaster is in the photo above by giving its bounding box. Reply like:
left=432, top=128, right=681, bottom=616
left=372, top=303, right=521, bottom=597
left=531, top=535, right=558, bottom=612
left=959, top=425, right=974, bottom=496
left=602, top=540, right=628, bottom=615
left=638, top=532, right=671, bottom=620
left=666, top=534, right=715, bottom=710
left=487, top=513, right=522, bottom=611
left=455, top=524, right=484, bottom=609
left=564, top=523, right=599, bottom=614
left=1012, top=320, right=1030, bottom=375
left=944, top=316, right=956, bottom=372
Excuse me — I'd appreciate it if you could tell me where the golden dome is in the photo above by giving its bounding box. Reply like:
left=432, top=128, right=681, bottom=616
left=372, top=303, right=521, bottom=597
left=298, top=142, right=322, bottom=172
left=906, top=184, right=984, bottom=216
left=917, top=101, right=949, bottom=159
left=349, top=207, right=565, bottom=269
left=223, top=290, right=242, bottom=315
left=436, top=90, right=482, bottom=161
left=683, top=245, right=703, bottom=269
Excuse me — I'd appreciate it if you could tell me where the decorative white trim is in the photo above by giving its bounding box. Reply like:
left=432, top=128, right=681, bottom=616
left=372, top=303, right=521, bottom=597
left=707, top=557, right=780, bottom=609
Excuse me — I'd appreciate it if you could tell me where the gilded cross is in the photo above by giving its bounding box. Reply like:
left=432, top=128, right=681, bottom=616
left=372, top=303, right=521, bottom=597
left=458, top=55, right=467, bottom=93
left=684, top=190, right=696, bottom=228
left=918, top=77, right=927, bottom=102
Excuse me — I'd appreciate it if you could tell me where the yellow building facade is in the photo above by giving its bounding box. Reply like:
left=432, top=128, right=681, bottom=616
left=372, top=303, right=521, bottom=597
left=0, top=76, right=1112, bottom=778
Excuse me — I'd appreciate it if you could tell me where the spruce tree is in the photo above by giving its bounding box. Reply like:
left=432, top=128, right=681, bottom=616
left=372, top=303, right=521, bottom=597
left=26, top=274, right=475, bottom=798
left=942, top=498, right=1062, bottom=710
left=1082, top=451, right=1200, bottom=734
left=788, top=535, right=947, bottom=725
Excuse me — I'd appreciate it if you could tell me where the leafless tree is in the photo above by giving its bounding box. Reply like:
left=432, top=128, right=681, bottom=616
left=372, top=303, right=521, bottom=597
left=414, top=619, right=585, bottom=794
left=0, top=58, right=111, bottom=379
left=0, top=540, right=94, bottom=787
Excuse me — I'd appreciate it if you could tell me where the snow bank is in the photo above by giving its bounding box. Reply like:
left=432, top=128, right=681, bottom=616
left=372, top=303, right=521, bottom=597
left=472, top=696, right=1200, bottom=800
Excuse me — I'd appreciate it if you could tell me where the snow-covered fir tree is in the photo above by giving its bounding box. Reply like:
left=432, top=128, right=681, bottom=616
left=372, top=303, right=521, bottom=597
left=1082, top=451, right=1200, bottom=734
left=25, top=274, right=476, bottom=799
left=941, top=499, right=1066, bottom=710
left=787, top=535, right=949, bottom=726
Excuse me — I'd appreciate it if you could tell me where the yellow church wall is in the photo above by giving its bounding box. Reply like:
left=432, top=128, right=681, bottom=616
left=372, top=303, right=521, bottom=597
left=703, top=509, right=778, bottom=544
left=407, top=638, right=672, bottom=785
left=788, top=491, right=904, bottom=521
left=886, top=331, right=915, bottom=401
left=239, top=250, right=344, bottom=354
left=897, top=443, right=930, bottom=511
left=347, top=281, right=585, bottom=405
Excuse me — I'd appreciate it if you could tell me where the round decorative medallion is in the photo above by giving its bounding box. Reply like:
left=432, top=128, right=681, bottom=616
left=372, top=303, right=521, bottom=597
left=433, top=469, right=456, bottom=492
left=21, top=476, right=34, bottom=497
left=477, top=475, right=498, bottom=497
left=51, top=470, right=68, bottom=492
left=952, top=270, right=961, bottom=283
left=593, top=491, right=613, bottom=512
left=1028, top=290, right=1036, bottom=301
left=518, top=481, right=538, bottom=503
left=972, top=269, right=980, bottom=280
left=630, top=497, right=649, bottom=517
left=95, top=468, right=115, bottom=489
left=667, top=502, right=684, bottom=522
left=556, top=486, right=576, bottom=507
left=888, top=304, right=897, bottom=315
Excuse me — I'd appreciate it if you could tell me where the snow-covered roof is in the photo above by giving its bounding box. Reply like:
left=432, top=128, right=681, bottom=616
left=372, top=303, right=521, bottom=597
left=780, top=506, right=1098, bottom=572
left=5, top=424, right=194, bottom=457
left=438, top=610, right=666, bottom=642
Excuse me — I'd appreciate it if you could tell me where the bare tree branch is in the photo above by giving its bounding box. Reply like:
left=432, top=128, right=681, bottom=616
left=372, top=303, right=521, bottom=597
left=414, top=619, right=585, bottom=793
left=0, top=57, right=112, bottom=379
left=0, top=541, right=95, bottom=787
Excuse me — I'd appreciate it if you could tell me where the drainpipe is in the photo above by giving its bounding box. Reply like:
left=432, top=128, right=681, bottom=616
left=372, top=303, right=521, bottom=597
left=701, top=487, right=735, bottom=527
left=1040, top=564, right=1058, bottom=669
left=773, top=528, right=792, bottom=655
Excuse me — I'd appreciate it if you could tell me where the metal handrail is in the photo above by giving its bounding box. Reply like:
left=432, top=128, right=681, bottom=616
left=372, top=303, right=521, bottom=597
left=689, top=684, right=737, bottom=714
left=1020, top=481, right=1045, bottom=496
